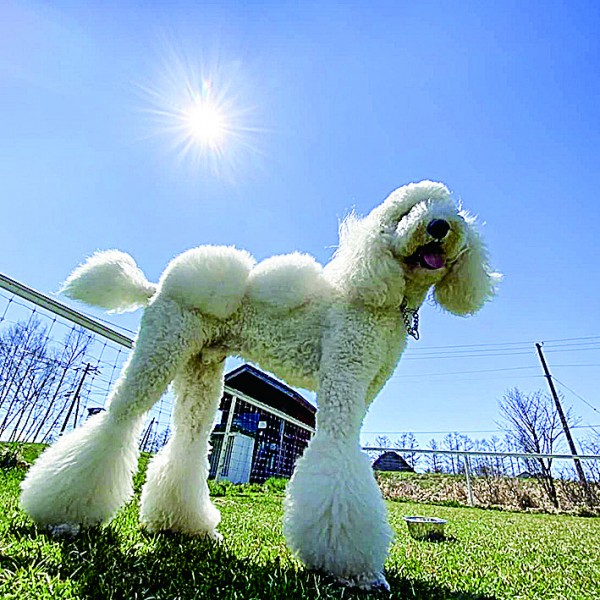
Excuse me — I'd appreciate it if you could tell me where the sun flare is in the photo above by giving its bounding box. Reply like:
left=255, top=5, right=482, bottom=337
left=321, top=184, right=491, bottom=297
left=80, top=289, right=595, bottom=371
left=184, top=98, right=228, bottom=149
left=139, top=45, right=261, bottom=178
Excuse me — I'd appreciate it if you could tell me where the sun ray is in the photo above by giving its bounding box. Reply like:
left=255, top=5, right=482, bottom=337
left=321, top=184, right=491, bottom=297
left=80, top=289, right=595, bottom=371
left=137, top=42, right=263, bottom=180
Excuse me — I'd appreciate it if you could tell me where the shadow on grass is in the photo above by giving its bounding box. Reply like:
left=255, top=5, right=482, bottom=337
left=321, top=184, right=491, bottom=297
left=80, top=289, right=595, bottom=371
left=7, top=523, right=497, bottom=600
left=413, top=534, right=459, bottom=544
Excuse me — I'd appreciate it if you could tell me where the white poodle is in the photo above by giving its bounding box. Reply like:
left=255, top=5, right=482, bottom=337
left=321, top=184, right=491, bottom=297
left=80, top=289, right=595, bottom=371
left=20, top=181, right=497, bottom=591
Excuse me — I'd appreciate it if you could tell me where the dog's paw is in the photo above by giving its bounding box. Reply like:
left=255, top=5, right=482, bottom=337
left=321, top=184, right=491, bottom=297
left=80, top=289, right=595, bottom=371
left=47, top=522, right=81, bottom=538
left=206, top=529, right=223, bottom=543
left=336, top=571, right=390, bottom=592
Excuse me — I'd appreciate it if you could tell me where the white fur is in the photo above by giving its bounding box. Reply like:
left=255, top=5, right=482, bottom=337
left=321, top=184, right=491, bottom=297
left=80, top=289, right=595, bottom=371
left=139, top=356, right=224, bottom=538
left=60, top=250, right=156, bottom=313
left=21, top=181, right=498, bottom=591
left=20, top=411, right=143, bottom=527
left=284, top=436, right=392, bottom=587
left=158, top=246, right=255, bottom=319
left=247, top=252, right=328, bottom=310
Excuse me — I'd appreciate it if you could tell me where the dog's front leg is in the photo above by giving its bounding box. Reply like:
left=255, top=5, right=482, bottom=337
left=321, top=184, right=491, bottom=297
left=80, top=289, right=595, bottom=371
left=283, top=307, right=393, bottom=591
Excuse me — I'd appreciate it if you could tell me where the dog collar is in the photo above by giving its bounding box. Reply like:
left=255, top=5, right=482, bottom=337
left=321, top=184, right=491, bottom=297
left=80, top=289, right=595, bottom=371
left=400, top=298, right=420, bottom=340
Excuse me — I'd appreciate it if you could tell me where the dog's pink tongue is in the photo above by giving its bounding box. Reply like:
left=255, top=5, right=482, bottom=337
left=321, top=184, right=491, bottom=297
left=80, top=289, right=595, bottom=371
left=423, top=253, right=444, bottom=269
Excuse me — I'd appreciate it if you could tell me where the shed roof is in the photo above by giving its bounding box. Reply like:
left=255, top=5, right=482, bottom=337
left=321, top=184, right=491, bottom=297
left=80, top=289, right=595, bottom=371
left=372, top=451, right=415, bottom=472
left=225, top=363, right=316, bottom=428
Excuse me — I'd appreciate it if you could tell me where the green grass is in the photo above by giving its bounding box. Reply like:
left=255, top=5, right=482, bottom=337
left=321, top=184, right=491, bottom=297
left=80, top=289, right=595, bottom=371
left=1, top=458, right=599, bottom=599
left=376, top=470, right=600, bottom=516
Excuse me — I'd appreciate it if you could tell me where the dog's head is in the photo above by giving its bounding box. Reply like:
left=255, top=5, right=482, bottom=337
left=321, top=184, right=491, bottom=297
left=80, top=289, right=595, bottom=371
left=327, top=181, right=499, bottom=315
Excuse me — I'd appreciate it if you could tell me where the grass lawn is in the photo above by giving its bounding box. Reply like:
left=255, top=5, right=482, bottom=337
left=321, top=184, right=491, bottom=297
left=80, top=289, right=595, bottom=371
left=1, top=454, right=598, bottom=599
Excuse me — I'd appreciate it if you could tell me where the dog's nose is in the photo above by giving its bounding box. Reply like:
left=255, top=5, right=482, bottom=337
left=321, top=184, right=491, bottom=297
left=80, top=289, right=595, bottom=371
left=426, top=219, right=450, bottom=240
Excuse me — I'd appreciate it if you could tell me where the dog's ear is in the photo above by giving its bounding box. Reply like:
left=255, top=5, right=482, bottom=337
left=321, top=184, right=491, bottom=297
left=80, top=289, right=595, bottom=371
left=433, top=222, right=500, bottom=316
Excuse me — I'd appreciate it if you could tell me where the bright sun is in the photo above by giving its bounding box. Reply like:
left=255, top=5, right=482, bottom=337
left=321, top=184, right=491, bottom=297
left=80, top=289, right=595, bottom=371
left=140, top=45, right=260, bottom=178
left=184, top=100, right=227, bottom=149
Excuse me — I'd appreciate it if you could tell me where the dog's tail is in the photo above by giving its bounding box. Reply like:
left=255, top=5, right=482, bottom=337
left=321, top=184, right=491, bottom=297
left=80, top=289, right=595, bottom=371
left=60, top=250, right=157, bottom=313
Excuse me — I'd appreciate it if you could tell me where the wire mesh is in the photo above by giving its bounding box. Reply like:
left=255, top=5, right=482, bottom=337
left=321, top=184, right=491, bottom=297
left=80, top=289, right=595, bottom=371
left=0, top=288, right=172, bottom=447
left=209, top=392, right=313, bottom=483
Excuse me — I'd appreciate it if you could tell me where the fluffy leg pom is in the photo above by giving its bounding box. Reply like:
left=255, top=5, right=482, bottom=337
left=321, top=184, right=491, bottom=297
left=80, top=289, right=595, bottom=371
left=140, top=437, right=221, bottom=539
left=283, top=435, right=393, bottom=591
left=20, top=412, right=142, bottom=530
left=139, top=354, right=224, bottom=539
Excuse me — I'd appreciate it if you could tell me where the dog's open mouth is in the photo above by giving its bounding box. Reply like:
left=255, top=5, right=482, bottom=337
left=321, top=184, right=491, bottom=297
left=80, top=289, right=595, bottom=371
left=405, top=242, right=446, bottom=270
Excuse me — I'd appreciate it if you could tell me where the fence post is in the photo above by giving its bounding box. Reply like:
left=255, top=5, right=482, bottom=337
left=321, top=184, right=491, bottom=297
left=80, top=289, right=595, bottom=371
left=215, top=395, right=237, bottom=482
left=465, top=455, right=474, bottom=506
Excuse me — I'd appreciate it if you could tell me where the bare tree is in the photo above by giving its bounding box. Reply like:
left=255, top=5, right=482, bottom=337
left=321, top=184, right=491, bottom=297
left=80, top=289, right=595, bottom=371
left=498, top=387, right=573, bottom=508
left=581, top=433, right=600, bottom=482
left=149, top=425, right=171, bottom=453
left=0, top=318, right=53, bottom=435
left=374, top=434, right=392, bottom=448
left=426, top=438, right=442, bottom=473
left=364, top=435, right=393, bottom=464
left=394, top=432, right=420, bottom=470
left=442, top=432, right=472, bottom=474
left=0, top=318, right=94, bottom=442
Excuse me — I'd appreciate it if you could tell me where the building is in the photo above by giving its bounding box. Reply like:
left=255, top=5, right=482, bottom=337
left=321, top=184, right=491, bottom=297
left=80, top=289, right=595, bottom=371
left=208, top=363, right=316, bottom=484
left=372, top=451, right=415, bottom=473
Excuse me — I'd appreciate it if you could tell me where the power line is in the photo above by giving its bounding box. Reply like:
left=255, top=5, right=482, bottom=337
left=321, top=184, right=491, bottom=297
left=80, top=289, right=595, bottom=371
left=362, top=423, right=600, bottom=435
left=407, top=335, right=600, bottom=352
left=392, top=366, right=539, bottom=379
left=553, top=377, right=600, bottom=415
left=550, top=364, right=600, bottom=368
left=404, top=350, right=535, bottom=360
left=547, top=347, right=600, bottom=354
left=405, top=342, right=600, bottom=360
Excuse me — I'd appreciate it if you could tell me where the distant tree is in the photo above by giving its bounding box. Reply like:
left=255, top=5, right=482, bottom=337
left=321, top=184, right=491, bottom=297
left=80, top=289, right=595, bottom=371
left=426, top=438, right=442, bottom=473
left=442, top=432, right=472, bottom=474
left=488, top=435, right=508, bottom=476
left=502, top=434, right=522, bottom=477
left=367, top=435, right=393, bottom=464
left=374, top=434, right=392, bottom=448
left=442, top=433, right=460, bottom=474
left=498, top=387, right=574, bottom=508
left=580, top=434, right=600, bottom=482
left=148, top=425, right=171, bottom=453
left=394, top=432, right=420, bottom=469
left=0, top=318, right=54, bottom=436
left=472, top=438, right=491, bottom=476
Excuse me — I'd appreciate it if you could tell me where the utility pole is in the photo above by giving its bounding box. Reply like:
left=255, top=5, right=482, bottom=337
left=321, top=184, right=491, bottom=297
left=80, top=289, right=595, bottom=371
left=59, top=363, right=92, bottom=436
left=535, top=343, right=593, bottom=505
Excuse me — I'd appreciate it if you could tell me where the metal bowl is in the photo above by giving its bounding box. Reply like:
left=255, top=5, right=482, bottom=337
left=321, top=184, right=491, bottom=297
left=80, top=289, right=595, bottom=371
left=403, top=516, right=447, bottom=541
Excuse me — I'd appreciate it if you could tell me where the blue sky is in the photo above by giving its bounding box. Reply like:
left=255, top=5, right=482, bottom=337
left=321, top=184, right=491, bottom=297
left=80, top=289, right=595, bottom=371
left=1, top=0, right=599, bottom=448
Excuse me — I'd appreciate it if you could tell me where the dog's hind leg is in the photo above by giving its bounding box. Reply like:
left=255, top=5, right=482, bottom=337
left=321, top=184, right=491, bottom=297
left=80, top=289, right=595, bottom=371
left=20, top=298, right=205, bottom=532
left=139, top=353, right=224, bottom=539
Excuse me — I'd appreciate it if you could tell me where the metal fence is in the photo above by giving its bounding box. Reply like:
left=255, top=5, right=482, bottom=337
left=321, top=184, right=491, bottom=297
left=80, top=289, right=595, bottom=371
left=367, top=446, right=600, bottom=512
left=0, top=273, right=170, bottom=450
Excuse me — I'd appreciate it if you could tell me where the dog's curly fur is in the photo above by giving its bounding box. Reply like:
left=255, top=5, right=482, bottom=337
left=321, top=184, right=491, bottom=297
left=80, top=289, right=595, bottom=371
left=20, top=181, right=498, bottom=590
